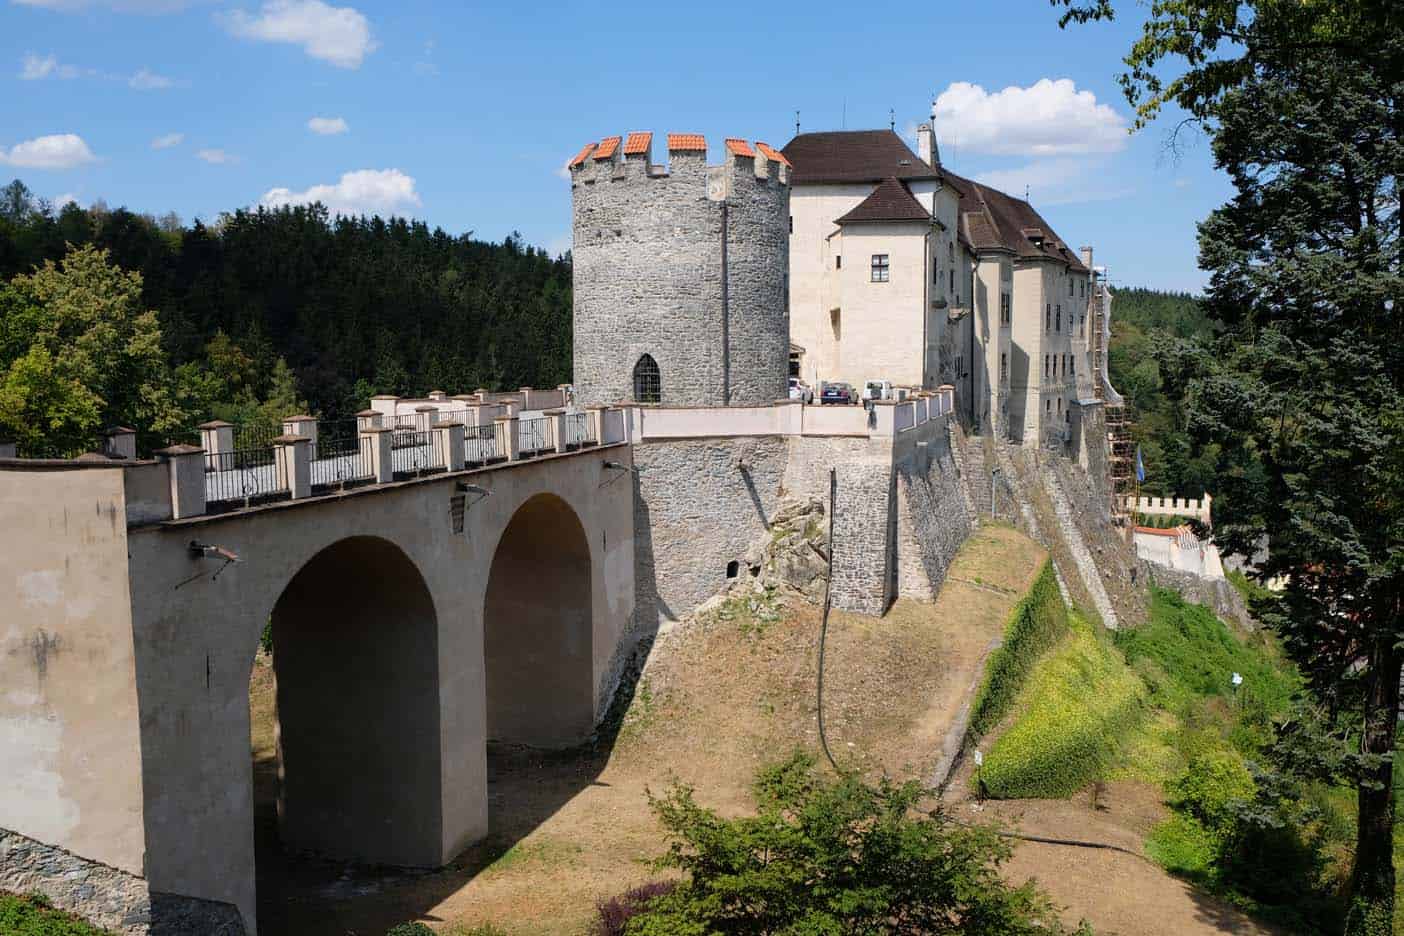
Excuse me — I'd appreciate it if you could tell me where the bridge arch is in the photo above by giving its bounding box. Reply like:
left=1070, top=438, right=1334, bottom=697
left=483, top=492, right=594, bottom=747
left=261, top=534, right=443, bottom=869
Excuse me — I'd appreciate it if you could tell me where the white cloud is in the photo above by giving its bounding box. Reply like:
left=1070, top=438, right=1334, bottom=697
left=52, top=192, right=80, bottom=208
left=260, top=168, right=421, bottom=217
left=196, top=148, right=237, bottom=164
left=20, top=53, right=82, bottom=80
left=933, top=78, right=1128, bottom=156
left=306, top=116, right=348, bottom=135
left=0, top=134, right=98, bottom=170
left=554, top=160, right=571, bottom=181
left=128, top=67, right=175, bottom=90
left=151, top=132, right=184, bottom=149
left=220, top=0, right=377, bottom=69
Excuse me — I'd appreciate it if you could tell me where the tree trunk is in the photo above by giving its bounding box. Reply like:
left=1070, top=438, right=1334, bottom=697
left=1346, top=629, right=1401, bottom=936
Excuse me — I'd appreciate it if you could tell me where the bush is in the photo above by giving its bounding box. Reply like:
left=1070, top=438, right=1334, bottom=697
left=385, top=924, right=435, bottom=936
left=1170, top=750, right=1257, bottom=834
left=626, top=751, right=1093, bottom=935
left=1145, top=813, right=1217, bottom=880
left=979, top=614, right=1146, bottom=798
left=0, top=892, right=116, bottom=936
left=592, top=881, right=676, bottom=936
left=967, top=560, right=1067, bottom=740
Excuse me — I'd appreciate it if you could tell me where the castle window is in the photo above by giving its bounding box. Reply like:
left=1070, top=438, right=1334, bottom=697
left=836, top=255, right=842, bottom=269
left=1000, top=293, right=1011, bottom=325
left=1079, top=313, right=1085, bottom=336
left=789, top=216, right=793, bottom=234
left=1046, top=304, right=1051, bottom=330
left=933, top=261, right=939, bottom=284
left=871, top=254, right=889, bottom=283
left=1056, top=305, right=1061, bottom=331
left=1000, top=353, right=1008, bottom=382
left=1044, top=355, right=1050, bottom=378
left=949, top=268, right=955, bottom=293
left=632, top=354, right=661, bottom=404
left=1069, top=278, right=1074, bottom=297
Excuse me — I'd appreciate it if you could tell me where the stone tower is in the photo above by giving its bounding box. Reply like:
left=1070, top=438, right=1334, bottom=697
left=569, top=132, right=791, bottom=407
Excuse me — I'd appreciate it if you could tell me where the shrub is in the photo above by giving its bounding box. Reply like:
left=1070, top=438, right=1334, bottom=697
left=967, top=560, right=1067, bottom=740
left=1169, top=750, right=1256, bottom=835
left=592, top=881, right=676, bottom=936
left=627, top=751, right=1093, bottom=935
left=385, top=924, right=435, bottom=936
left=0, top=892, right=116, bottom=936
left=1145, top=814, right=1217, bottom=880
left=979, top=614, right=1146, bottom=798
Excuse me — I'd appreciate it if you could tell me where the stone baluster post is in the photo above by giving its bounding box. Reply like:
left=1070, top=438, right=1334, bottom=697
left=494, top=415, right=521, bottom=461
left=435, top=422, right=466, bottom=472
left=273, top=435, right=312, bottom=499
left=156, top=443, right=206, bottom=519
left=197, top=421, right=234, bottom=469
left=282, top=415, right=318, bottom=461
left=103, top=426, right=138, bottom=459
left=355, top=410, right=382, bottom=433
left=585, top=406, right=606, bottom=446
left=360, top=427, right=394, bottom=484
left=545, top=409, right=568, bottom=453
left=0, top=439, right=15, bottom=459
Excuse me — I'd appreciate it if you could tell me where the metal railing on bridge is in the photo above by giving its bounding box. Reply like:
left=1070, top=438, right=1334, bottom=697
left=204, top=448, right=289, bottom=513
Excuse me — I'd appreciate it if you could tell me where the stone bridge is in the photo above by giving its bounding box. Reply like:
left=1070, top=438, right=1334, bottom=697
left=1, top=407, right=636, bottom=935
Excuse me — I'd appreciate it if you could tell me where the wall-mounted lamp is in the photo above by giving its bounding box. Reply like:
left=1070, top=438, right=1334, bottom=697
left=601, top=460, right=638, bottom=487
left=451, top=482, right=491, bottom=535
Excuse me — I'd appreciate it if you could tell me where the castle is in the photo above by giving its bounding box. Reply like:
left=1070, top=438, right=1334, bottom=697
left=0, top=118, right=1117, bottom=936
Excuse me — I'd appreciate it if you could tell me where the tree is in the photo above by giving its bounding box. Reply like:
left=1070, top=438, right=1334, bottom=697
left=628, top=752, right=1091, bottom=935
left=0, top=244, right=180, bottom=456
left=1054, top=2, right=1403, bottom=930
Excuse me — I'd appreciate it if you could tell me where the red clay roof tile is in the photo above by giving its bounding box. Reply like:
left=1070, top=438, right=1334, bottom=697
left=593, top=136, right=621, bottom=160
left=754, top=141, right=792, bottom=167
left=623, top=131, right=652, bottom=155
left=667, top=133, right=706, bottom=151
left=725, top=138, right=755, bottom=158
left=568, top=142, right=597, bottom=167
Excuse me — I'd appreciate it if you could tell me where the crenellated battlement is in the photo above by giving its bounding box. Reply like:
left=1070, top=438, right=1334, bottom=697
left=568, top=131, right=792, bottom=192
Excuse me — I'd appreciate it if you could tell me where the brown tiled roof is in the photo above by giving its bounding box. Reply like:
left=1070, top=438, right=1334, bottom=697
left=593, top=136, right=621, bottom=161
left=754, top=141, right=792, bottom=167
left=781, top=129, right=940, bottom=184
left=835, top=177, right=931, bottom=224
left=623, top=131, right=652, bottom=155
left=568, top=142, right=597, bottom=167
left=943, top=168, right=1087, bottom=271
left=667, top=133, right=706, bottom=151
left=724, top=138, right=755, bottom=158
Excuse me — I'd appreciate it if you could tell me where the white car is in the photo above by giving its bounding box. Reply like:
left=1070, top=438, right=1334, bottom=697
left=861, top=379, right=894, bottom=402
left=788, top=377, right=814, bottom=403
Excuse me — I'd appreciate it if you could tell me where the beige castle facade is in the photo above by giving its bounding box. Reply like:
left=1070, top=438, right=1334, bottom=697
left=783, top=106, right=1102, bottom=448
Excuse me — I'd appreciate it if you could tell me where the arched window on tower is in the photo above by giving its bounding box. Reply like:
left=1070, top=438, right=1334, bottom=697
left=633, top=354, right=661, bottom=403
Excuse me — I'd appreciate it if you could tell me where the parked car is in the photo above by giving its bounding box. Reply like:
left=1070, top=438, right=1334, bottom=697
left=862, top=379, right=894, bottom=402
left=820, top=382, right=856, bottom=405
left=788, top=377, right=814, bottom=403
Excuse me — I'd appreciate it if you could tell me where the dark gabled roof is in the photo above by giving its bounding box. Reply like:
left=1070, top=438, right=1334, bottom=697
left=835, top=177, right=931, bottom=224
left=781, top=130, right=940, bottom=184
left=944, top=168, right=1088, bottom=272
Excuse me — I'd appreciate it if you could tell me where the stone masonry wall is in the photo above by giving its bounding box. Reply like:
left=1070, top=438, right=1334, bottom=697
left=572, top=142, right=788, bottom=408
left=632, top=436, right=789, bottom=625
left=0, top=828, right=245, bottom=936
left=895, top=426, right=975, bottom=601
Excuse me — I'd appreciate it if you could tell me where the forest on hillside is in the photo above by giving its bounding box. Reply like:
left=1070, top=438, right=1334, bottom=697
left=1106, top=286, right=1216, bottom=498
left=0, top=178, right=572, bottom=454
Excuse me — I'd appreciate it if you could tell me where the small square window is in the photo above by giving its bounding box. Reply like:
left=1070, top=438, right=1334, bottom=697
left=836, top=255, right=842, bottom=269
left=871, top=254, right=889, bottom=283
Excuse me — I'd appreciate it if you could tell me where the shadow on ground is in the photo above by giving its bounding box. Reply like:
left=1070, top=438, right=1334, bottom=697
left=252, top=639, right=653, bottom=936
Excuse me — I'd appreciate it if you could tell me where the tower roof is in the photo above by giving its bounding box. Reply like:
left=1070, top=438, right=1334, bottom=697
left=835, top=177, right=931, bottom=224
left=781, top=129, right=940, bottom=184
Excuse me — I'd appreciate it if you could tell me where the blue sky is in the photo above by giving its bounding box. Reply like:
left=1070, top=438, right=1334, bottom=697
left=2, top=0, right=1233, bottom=292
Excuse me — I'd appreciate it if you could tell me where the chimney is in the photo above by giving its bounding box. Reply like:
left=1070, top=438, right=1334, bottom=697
left=1080, top=245, right=1094, bottom=269
left=916, top=123, right=938, bottom=167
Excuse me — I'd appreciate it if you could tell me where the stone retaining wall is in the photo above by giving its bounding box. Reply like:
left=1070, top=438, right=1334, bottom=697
left=0, top=828, right=245, bottom=936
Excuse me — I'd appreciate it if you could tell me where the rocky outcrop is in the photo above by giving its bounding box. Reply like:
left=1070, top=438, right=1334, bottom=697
left=739, top=495, right=830, bottom=602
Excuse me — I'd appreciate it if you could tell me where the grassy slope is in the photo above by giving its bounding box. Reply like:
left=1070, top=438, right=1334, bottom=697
left=979, top=612, right=1146, bottom=798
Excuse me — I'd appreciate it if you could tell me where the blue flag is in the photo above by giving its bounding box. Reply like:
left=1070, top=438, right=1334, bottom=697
left=1135, top=445, right=1146, bottom=483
